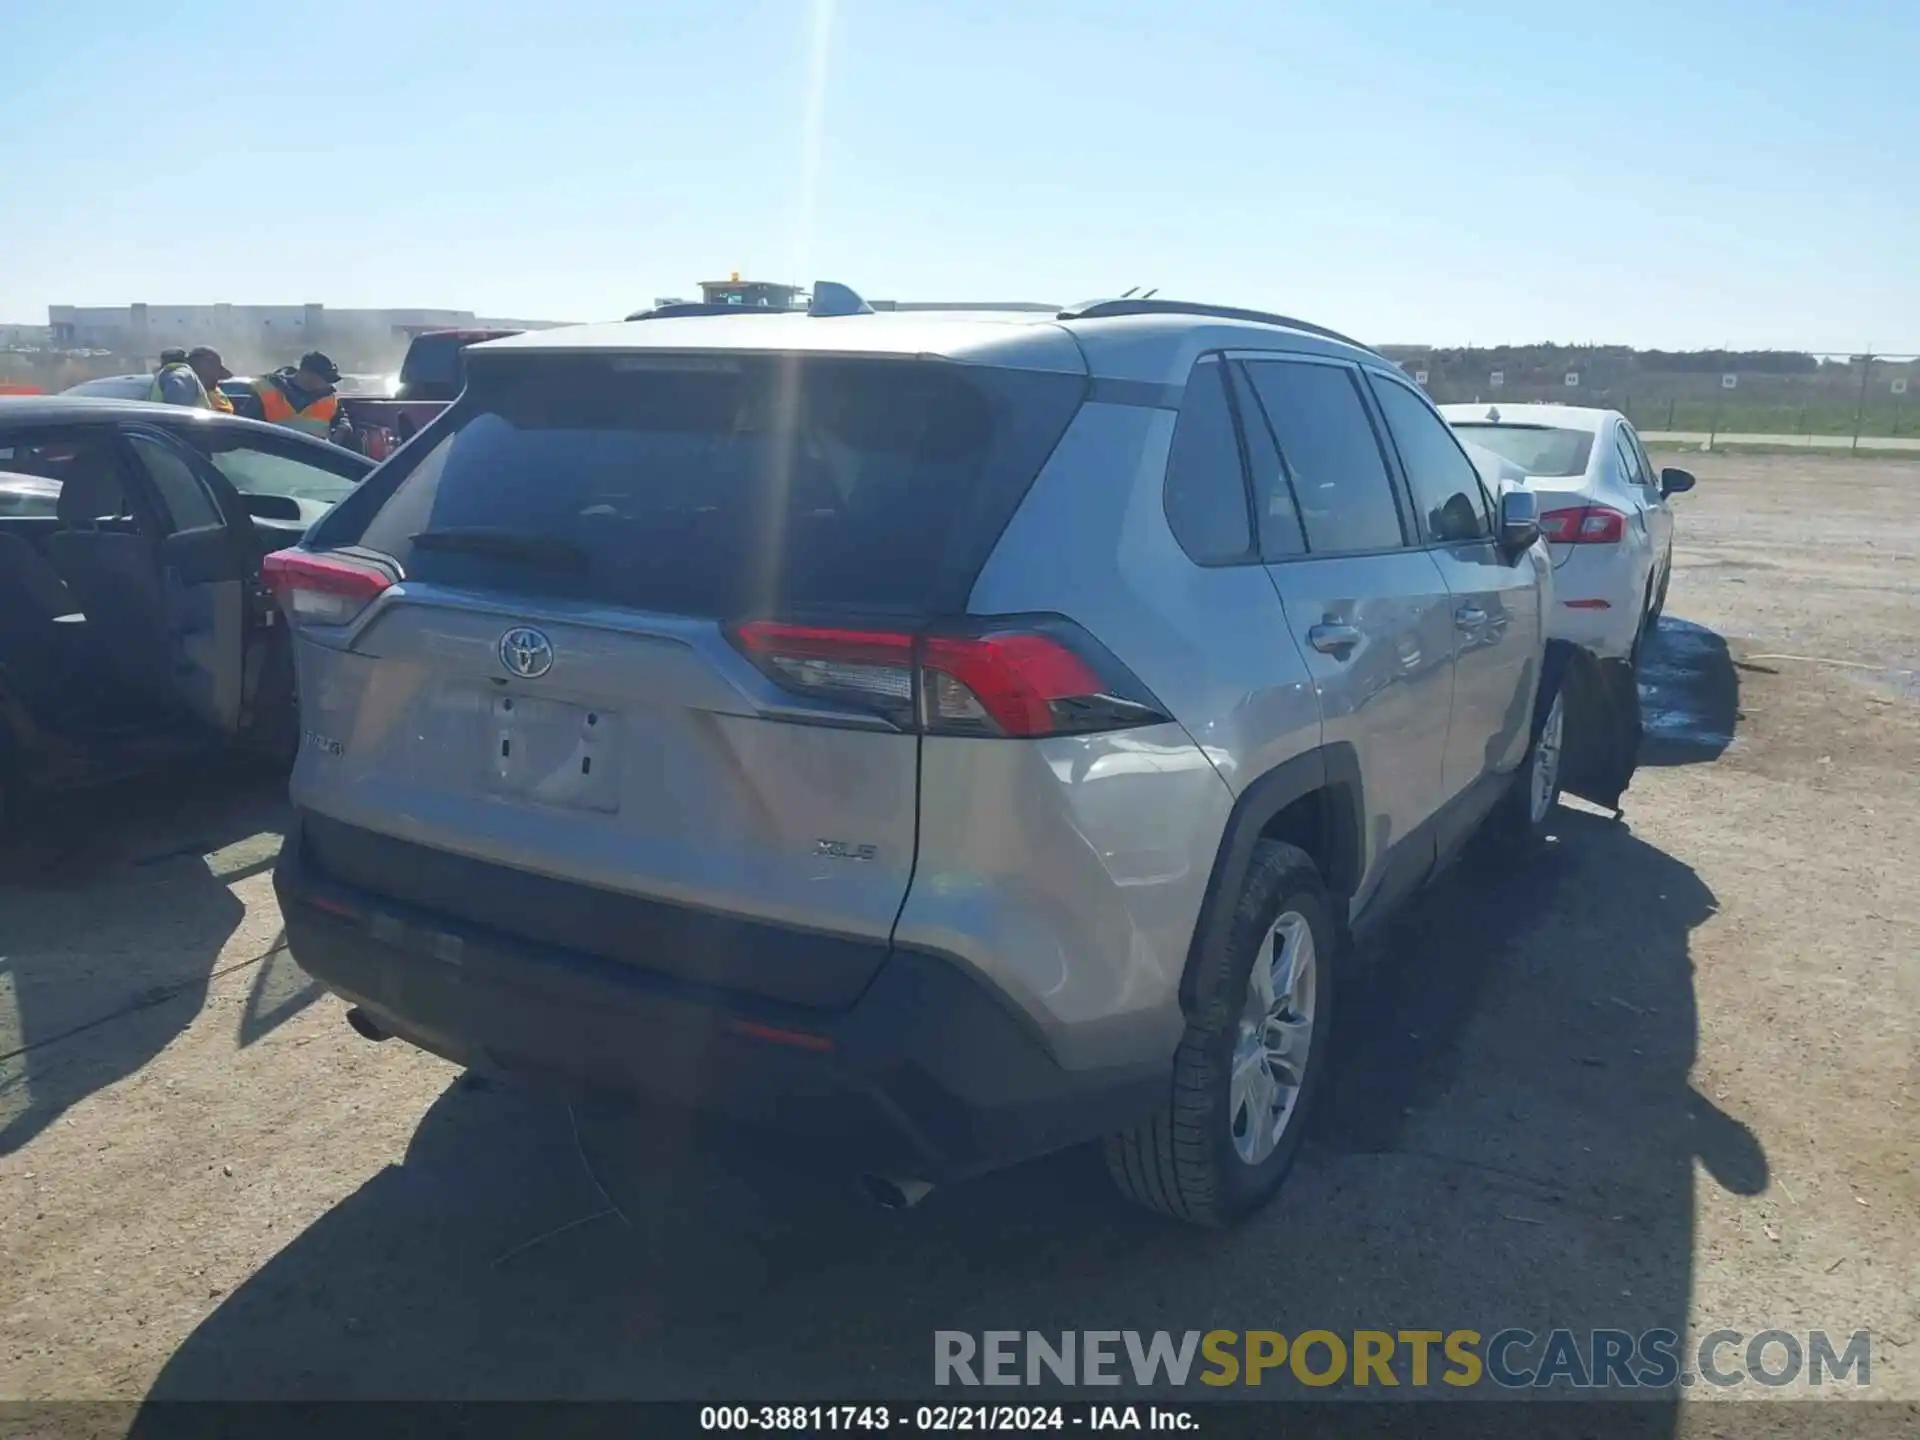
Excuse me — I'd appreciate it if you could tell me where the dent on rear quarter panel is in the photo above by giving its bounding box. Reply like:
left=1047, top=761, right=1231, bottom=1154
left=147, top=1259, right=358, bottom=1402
left=894, top=402, right=1318, bottom=1070
left=896, top=725, right=1230, bottom=1072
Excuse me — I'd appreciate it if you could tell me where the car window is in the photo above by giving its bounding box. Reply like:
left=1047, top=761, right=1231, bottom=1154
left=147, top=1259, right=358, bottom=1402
left=1447, top=423, right=1595, bottom=477
left=1621, top=424, right=1660, bottom=494
left=62, top=375, right=150, bottom=400
left=0, top=471, right=62, bottom=517
left=1613, top=433, right=1647, bottom=491
left=398, top=334, right=481, bottom=398
left=125, top=432, right=224, bottom=531
left=185, top=433, right=362, bottom=523
left=1369, top=376, right=1492, bottom=543
left=0, top=435, right=128, bottom=517
left=1226, top=363, right=1304, bottom=558
left=1458, top=438, right=1526, bottom=493
left=337, top=355, right=1086, bottom=618
left=1163, top=356, right=1254, bottom=564
left=1242, top=359, right=1405, bottom=554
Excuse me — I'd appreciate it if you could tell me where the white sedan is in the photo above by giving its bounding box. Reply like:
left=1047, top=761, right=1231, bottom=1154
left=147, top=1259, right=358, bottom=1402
left=1441, top=403, right=1695, bottom=662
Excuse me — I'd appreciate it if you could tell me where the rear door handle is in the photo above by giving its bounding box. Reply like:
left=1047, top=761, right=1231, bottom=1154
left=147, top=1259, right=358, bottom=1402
left=1454, top=605, right=1487, bottom=629
left=1307, top=622, right=1362, bottom=658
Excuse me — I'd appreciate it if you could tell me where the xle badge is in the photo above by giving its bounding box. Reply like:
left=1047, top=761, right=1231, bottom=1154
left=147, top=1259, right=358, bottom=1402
left=815, top=839, right=878, bottom=862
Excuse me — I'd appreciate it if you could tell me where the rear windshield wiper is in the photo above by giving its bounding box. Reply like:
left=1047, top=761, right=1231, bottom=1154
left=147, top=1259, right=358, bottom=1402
left=410, top=528, right=588, bottom=573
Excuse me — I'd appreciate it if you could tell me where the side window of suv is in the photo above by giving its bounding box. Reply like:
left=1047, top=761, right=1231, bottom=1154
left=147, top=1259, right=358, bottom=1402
left=1227, top=364, right=1306, bottom=558
left=1163, top=356, right=1254, bottom=564
left=1367, top=374, right=1492, bottom=544
left=1242, top=359, right=1405, bottom=554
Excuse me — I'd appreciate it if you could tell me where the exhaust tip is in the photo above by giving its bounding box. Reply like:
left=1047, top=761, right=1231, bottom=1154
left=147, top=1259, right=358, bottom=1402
left=344, top=1006, right=388, bottom=1043
left=860, top=1174, right=935, bottom=1210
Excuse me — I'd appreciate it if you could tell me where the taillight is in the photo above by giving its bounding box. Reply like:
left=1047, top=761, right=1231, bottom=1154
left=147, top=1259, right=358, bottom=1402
left=261, top=549, right=393, bottom=627
left=728, top=623, right=919, bottom=727
left=728, top=618, right=1170, bottom=738
left=1539, top=504, right=1626, bottom=544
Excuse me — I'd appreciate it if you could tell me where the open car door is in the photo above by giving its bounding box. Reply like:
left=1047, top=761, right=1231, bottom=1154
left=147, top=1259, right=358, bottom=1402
left=117, top=426, right=254, bottom=735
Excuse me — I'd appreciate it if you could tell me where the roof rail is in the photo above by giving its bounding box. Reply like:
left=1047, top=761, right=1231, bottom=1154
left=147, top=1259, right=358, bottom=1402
left=625, top=301, right=788, bottom=321
left=1055, top=298, right=1375, bottom=354
left=869, top=300, right=1059, bottom=313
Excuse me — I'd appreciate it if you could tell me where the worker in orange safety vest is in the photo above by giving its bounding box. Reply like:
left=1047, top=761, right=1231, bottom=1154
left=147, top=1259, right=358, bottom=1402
left=252, top=351, right=341, bottom=438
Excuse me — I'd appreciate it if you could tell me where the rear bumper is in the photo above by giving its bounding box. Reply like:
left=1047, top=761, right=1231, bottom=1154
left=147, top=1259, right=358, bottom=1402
left=274, top=812, right=1168, bottom=1182
left=1548, top=599, right=1637, bottom=659
left=1546, top=547, right=1642, bottom=660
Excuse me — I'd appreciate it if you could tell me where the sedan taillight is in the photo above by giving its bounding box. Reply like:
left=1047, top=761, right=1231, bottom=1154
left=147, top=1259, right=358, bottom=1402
left=1539, top=504, right=1626, bottom=544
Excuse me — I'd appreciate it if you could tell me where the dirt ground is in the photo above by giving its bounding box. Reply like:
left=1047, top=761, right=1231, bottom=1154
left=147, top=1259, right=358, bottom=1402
left=1, top=451, right=1914, bottom=1416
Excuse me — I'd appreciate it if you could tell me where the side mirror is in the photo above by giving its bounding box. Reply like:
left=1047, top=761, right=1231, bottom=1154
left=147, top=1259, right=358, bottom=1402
left=1660, top=466, right=1696, bottom=497
left=240, top=492, right=303, bottom=522
left=1498, top=487, right=1540, bottom=560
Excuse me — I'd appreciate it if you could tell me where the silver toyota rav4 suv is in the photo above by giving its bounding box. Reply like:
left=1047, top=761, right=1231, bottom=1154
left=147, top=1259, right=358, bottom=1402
left=268, top=294, right=1635, bottom=1225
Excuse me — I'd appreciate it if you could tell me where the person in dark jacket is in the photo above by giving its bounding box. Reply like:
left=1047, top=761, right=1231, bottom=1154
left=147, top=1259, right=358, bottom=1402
left=252, top=351, right=341, bottom=439
left=148, top=348, right=212, bottom=407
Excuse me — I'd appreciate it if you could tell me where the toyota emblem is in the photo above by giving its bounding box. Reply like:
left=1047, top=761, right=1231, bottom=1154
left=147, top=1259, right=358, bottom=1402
left=498, top=626, right=555, bottom=679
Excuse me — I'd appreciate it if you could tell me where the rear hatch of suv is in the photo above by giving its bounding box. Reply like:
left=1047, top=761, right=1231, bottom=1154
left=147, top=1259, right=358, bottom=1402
left=273, top=345, right=1087, bottom=1008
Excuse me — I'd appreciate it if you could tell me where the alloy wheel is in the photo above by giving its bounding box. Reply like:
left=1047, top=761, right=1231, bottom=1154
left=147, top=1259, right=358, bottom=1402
left=1530, top=689, right=1566, bottom=825
left=1229, top=911, right=1317, bottom=1165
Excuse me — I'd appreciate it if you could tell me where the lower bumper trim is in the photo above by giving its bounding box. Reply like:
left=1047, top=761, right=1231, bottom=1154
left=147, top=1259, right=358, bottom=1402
left=275, top=814, right=1169, bottom=1182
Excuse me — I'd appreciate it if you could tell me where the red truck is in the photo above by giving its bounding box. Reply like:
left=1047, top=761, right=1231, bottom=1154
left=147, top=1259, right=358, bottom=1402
left=335, top=327, right=521, bottom=459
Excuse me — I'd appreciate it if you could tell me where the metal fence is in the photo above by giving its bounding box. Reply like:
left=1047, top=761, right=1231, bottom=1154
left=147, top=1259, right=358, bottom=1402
left=1401, top=350, right=1920, bottom=452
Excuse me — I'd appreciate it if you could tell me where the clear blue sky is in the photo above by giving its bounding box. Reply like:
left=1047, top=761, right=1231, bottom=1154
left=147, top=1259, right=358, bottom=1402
left=4, top=0, right=1915, bottom=350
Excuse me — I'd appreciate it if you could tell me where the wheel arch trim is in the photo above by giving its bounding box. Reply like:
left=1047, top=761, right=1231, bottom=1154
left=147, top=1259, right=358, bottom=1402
left=1178, top=743, right=1363, bottom=1014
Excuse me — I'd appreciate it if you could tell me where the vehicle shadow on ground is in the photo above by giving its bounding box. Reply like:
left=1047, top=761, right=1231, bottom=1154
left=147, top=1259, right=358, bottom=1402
left=1638, top=617, right=1739, bottom=766
left=137, top=809, right=1761, bottom=1418
left=0, top=766, right=287, bottom=1156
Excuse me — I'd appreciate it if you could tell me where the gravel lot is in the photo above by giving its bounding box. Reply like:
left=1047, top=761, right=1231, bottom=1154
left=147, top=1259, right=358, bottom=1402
left=1, top=451, right=1914, bottom=1414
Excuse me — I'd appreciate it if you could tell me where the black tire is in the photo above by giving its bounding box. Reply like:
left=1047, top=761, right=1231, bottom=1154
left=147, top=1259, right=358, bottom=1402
left=1105, top=840, right=1337, bottom=1226
left=1490, top=673, right=1566, bottom=846
left=247, top=703, right=300, bottom=771
left=242, top=631, right=300, bottom=771
left=1649, top=566, right=1670, bottom=625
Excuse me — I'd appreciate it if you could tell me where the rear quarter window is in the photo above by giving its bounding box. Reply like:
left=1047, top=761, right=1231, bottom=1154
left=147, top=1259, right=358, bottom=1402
left=1162, top=357, right=1254, bottom=564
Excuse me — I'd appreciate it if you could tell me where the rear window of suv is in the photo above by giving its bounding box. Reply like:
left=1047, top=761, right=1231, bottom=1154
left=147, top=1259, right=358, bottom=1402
left=1448, top=424, right=1595, bottom=477
left=327, top=354, right=1085, bottom=618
